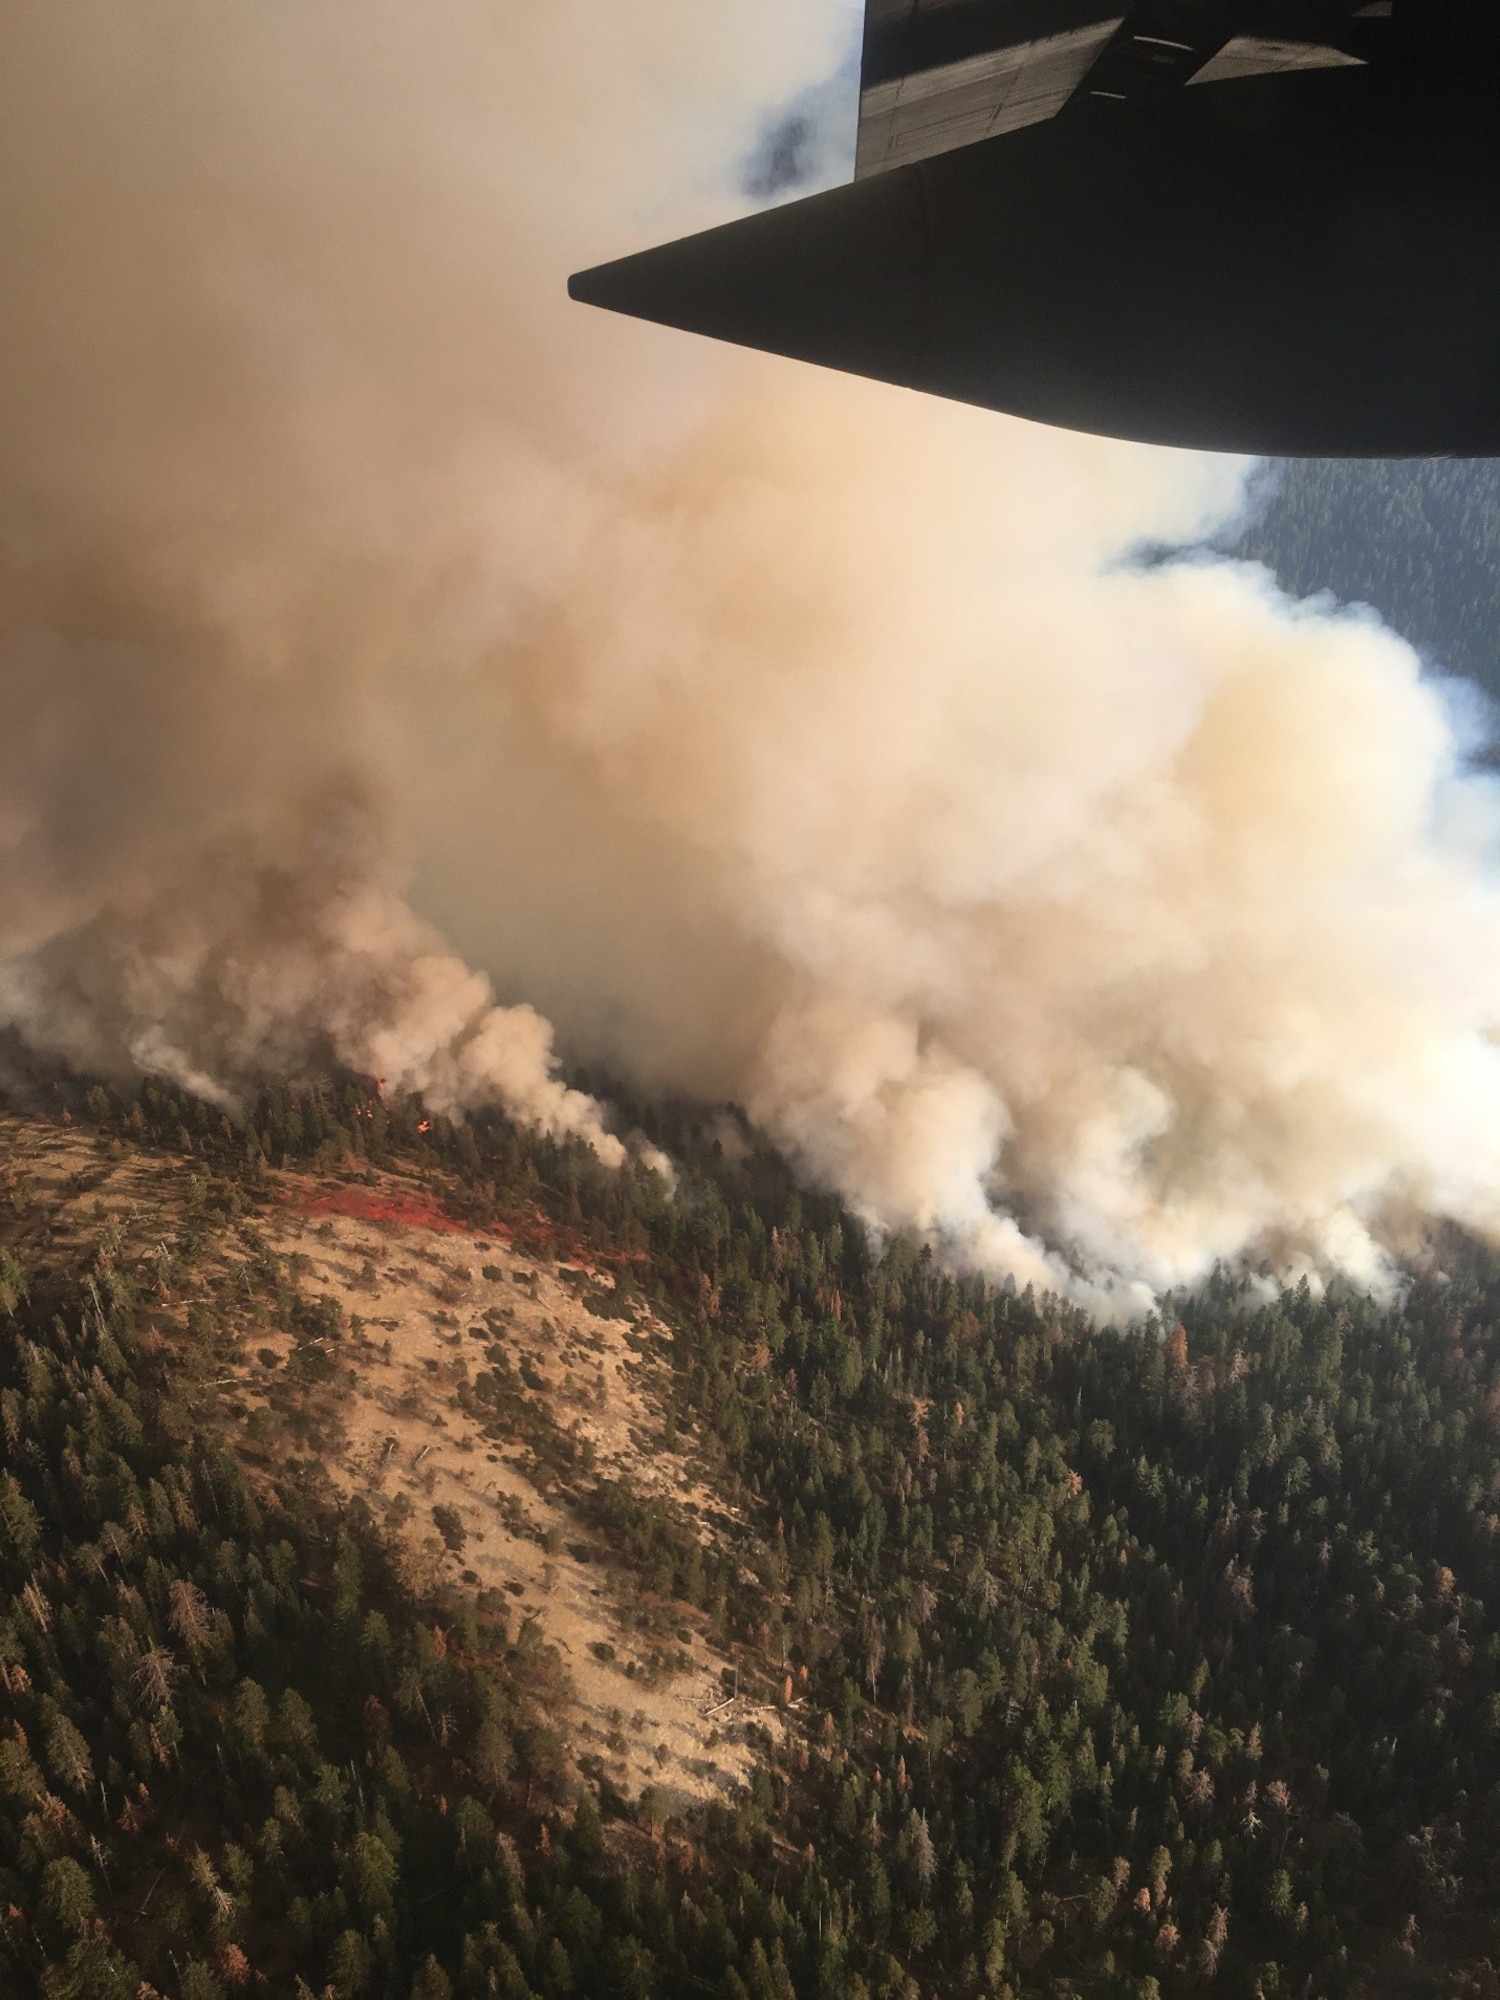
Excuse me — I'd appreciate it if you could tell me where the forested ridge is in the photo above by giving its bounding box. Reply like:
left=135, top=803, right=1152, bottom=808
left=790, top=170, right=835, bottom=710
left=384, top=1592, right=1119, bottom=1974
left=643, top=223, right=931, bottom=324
left=1228, top=460, right=1500, bottom=700
left=2, top=1078, right=1500, bottom=1999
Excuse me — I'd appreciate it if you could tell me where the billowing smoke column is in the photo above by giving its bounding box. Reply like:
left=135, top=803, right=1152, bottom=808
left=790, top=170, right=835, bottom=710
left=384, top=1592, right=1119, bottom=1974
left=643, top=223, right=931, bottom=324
left=4, top=3, right=1500, bottom=1310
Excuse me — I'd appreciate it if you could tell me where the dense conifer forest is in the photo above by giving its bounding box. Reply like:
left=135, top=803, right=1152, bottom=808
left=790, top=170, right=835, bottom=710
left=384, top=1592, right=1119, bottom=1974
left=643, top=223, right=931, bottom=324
left=2, top=1079, right=1500, bottom=1998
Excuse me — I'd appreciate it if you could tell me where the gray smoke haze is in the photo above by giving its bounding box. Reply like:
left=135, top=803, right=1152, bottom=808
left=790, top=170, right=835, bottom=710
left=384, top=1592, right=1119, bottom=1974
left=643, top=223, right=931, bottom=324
left=5, top=2, right=1500, bottom=1312
left=743, top=51, right=861, bottom=200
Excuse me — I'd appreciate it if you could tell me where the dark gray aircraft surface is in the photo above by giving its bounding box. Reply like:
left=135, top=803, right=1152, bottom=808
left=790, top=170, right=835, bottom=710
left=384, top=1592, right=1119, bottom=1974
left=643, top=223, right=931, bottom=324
left=569, top=0, right=1500, bottom=455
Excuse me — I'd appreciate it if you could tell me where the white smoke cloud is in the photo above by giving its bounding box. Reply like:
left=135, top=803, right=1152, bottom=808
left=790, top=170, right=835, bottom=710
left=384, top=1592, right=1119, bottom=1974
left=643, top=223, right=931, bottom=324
left=4, top=2, right=1500, bottom=1307
left=0, top=794, right=626, bottom=1161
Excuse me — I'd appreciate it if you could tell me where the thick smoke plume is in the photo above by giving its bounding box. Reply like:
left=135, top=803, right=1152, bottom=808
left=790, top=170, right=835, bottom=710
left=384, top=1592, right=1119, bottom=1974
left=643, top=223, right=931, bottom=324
left=5, top=3, right=1500, bottom=1309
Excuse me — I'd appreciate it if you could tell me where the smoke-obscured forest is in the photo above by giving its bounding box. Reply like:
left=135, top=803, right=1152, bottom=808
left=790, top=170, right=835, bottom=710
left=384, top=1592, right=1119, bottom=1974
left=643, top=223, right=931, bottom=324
left=1231, top=461, right=1500, bottom=706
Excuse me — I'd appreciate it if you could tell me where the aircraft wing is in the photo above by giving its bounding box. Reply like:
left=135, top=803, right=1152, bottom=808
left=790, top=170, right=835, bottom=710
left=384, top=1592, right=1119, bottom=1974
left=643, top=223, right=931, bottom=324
left=570, top=0, right=1500, bottom=455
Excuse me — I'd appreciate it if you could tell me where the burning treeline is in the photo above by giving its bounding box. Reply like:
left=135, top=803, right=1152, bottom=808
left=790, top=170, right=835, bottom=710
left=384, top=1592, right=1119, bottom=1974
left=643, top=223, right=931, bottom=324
left=3, top=3, right=1500, bottom=1312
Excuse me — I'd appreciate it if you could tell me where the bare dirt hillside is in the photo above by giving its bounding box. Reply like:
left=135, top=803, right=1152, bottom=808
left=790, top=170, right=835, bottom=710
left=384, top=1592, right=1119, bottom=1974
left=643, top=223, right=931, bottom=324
left=0, top=1112, right=784, bottom=1817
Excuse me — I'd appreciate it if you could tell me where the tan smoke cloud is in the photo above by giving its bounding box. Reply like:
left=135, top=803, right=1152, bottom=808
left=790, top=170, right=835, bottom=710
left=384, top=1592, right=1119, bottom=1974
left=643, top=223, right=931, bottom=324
left=4, top=1, right=1500, bottom=1308
left=0, top=0, right=829, bottom=1160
